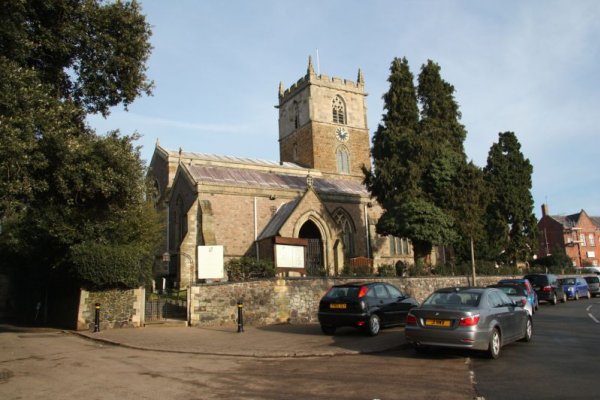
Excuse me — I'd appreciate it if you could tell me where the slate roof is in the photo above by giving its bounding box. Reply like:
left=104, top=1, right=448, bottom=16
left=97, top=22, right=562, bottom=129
left=184, top=164, right=368, bottom=196
left=550, top=213, right=581, bottom=228
left=549, top=211, right=600, bottom=229
left=166, top=149, right=303, bottom=170
left=257, top=198, right=301, bottom=240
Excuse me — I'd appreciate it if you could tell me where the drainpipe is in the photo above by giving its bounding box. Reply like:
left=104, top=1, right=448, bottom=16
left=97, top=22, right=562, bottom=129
left=254, top=197, right=259, bottom=260
left=364, top=204, right=371, bottom=259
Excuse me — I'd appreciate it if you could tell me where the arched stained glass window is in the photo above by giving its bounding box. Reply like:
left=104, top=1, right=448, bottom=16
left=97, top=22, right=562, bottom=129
left=333, top=208, right=355, bottom=258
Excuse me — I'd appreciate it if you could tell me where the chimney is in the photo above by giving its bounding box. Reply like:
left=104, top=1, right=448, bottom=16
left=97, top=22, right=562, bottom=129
left=541, top=203, right=549, bottom=217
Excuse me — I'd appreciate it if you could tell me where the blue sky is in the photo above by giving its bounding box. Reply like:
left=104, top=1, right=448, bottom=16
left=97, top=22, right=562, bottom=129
left=87, top=0, right=600, bottom=218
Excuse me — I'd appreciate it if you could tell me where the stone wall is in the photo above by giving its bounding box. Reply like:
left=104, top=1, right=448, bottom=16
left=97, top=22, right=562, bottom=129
left=189, top=276, right=513, bottom=327
left=77, top=288, right=144, bottom=331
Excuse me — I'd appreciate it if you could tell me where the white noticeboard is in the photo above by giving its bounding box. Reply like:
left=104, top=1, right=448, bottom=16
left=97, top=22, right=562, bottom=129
left=275, top=244, right=305, bottom=269
left=197, top=245, right=224, bottom=279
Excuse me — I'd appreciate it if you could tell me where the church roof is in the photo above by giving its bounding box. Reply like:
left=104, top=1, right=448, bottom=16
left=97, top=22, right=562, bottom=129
left=257, top=198, right=300, bottom=240
left=165, top=149, right=303, bottom=170
left=183, top=163, right=369, bottom=196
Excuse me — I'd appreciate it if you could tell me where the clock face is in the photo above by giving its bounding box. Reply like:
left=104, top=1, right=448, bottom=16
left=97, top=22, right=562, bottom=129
left=336, top=127, right=349, bottom=142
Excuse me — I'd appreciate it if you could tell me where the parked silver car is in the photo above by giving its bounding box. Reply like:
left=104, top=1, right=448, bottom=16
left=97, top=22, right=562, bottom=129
left=584, top=275, right=600, bottom=297
left=405, top=287, right=532, bottom=359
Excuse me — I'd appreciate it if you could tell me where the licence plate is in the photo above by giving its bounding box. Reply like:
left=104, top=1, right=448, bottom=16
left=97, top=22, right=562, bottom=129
left=330, top=303, right=347, bottom=309
left=425, top=319, right=451, bottom=327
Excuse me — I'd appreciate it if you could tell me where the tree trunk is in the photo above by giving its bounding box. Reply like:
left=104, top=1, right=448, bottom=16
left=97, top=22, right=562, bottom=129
left=412, top=240, right=433, bottom=274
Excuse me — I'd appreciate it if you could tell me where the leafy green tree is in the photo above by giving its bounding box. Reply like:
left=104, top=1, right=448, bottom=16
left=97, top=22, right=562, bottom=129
left=483, top=132, right=537, bottom=265
left=0, top=0, right=158, bottom=292
left=1, top=0, right=153, bottom=116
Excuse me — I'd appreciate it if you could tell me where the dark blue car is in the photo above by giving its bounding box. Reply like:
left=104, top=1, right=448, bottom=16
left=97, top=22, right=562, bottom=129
left=559, top=276, right=591, bottom=300
left=499, top=278, right=538, bottom=312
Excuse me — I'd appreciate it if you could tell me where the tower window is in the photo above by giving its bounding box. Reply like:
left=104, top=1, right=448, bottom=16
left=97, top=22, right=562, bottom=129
left=293, top=101, right=300, bottom=129
left=336, top=145, right=350, bottom=174
left=332, top=95, right=346, bottom=124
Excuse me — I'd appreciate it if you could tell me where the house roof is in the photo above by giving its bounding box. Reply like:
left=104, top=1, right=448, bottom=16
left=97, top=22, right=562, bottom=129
left=549, top=213, right=581, bottom=228
left=549, top=211, right=600, bottom=229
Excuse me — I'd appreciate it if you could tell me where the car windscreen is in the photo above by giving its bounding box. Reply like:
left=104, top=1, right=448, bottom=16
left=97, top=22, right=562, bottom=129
left=494, top=286, right=526, bottom=296
left=585, top=277, right=599, bottom=284
left=560, top=278, right=576, bottom=285
left=325, top=286, right=360, bottom=299
left=424, top=292, right=481, bottom=307
left=525, top=275, right=548, bottom=286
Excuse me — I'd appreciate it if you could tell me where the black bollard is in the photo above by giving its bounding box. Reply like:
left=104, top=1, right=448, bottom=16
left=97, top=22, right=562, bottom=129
left=94, top=303, right=101, bottom=333
left=237, top=300, right=244, bottom=333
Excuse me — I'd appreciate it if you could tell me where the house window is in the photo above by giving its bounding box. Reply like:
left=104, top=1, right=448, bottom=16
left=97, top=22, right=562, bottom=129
left=336, top=145, right=350, bottom=174
left=332, top=95, right=346, bottom=124
left=389, top=236, right=411, bottom=256
left=581, top=232, right=587, bottom=246
left=589, top=234, right=595, bottom=247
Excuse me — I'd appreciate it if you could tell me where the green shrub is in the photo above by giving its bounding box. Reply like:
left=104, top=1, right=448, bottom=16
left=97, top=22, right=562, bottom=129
left=377, top=264, right=396, bottom=277
left=225, top=257, right=275, bottom=281
left=69, top=241, right=152, bottom=290
left=342, top=264, right=374, bottom=277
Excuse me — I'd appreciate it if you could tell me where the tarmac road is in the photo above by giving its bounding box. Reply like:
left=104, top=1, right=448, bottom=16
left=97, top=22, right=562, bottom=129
left=0, top=323, right=477, bottom=399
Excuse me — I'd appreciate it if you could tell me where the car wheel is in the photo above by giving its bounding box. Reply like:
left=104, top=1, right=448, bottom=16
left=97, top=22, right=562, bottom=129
left=520, top=317, right=533, bottom=342
left=487, top=328, right=501, bottom=359
left=551, top=293, right=558, bottom=305
left=561, top=293, right=567, bottom=303
left=321, top=325, right=336, bottom=335
left=367, top=314, right=381, bottom=336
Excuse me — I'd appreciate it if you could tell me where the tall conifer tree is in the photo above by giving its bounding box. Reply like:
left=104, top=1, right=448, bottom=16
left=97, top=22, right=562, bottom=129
left=483, top=132, right=537, bottom=265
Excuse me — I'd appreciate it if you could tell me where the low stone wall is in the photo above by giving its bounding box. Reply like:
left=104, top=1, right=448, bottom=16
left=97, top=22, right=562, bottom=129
left=189, top=276, right=512, bottom=327
left=77, top=288, right=144, bottom=331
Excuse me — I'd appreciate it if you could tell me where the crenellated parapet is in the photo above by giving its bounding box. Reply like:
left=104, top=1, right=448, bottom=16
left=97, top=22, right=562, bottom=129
left=279, top=56, right=365, bottom=104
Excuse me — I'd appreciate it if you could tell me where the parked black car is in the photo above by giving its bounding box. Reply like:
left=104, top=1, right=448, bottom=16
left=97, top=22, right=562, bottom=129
left=318, top=282, right=419, bottom=336
left=523, top=273, right=567, bottom=305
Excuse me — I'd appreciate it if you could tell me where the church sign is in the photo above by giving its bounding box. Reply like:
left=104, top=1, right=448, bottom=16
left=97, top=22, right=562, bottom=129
left=273, top=237, right=308, bottom=273
left=197, top=245, right=224, bottom=279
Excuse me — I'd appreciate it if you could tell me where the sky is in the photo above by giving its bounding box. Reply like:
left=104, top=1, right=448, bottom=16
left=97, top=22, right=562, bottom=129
left=87, top=0, right=600, bottom=219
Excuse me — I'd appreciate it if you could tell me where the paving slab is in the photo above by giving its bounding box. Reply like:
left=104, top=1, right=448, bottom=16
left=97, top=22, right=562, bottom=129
left=74, top=323, right=407, bottom=357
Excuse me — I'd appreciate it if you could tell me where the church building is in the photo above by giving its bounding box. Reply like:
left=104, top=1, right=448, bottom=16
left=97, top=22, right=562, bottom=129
left=149, top=58, right=420, bottom=288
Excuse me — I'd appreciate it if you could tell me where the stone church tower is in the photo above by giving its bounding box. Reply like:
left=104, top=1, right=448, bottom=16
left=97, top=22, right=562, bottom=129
left=277, top=57, right=371, bottom=178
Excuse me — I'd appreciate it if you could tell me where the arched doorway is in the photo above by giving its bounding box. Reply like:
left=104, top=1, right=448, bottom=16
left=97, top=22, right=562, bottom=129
left=299, top=220, right=324, bottom=276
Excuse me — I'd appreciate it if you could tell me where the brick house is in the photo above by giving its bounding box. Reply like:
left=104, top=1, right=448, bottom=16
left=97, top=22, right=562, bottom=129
left=537, top=204, right=600, bottom=267
left=149, top=59, right=437, bottom=288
